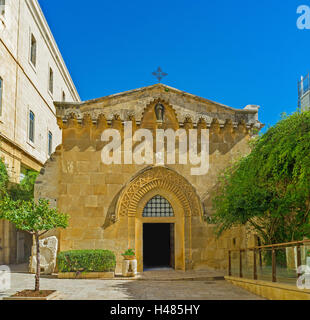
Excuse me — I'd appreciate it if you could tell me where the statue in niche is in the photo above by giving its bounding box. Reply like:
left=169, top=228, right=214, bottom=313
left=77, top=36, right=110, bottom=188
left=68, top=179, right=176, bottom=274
left=155, top=103, right=165, bottom=122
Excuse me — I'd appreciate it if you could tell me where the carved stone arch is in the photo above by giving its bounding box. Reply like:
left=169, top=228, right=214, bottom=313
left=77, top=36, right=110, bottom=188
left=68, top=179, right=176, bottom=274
left=116, top=166, right=203, bottom=221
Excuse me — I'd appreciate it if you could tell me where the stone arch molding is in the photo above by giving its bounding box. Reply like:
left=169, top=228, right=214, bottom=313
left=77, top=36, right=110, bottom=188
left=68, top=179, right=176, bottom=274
left=116, top=166, right=203, bottom=220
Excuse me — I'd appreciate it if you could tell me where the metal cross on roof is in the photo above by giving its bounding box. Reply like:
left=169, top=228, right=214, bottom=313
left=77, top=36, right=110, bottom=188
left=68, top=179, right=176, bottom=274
left=152, top=67, right=168, bottom=83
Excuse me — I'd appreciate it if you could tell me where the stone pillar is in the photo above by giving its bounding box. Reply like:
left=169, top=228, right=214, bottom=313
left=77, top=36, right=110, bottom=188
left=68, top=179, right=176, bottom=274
left=128, top=215, right=135, bottom=250
left=184, top=215, right=193, bottom=270
left=122, top=259, right=137, bottom=277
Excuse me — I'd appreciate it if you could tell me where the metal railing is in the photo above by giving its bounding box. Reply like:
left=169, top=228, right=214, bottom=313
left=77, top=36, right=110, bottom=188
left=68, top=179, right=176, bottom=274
left=228, top=240, right=310, bottom=284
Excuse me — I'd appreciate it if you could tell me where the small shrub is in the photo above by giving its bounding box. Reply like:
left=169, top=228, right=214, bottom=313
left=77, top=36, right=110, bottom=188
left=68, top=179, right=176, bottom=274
left=57, top=249, right=116, bottom=273
left=121, top=248, right=135, bottom=256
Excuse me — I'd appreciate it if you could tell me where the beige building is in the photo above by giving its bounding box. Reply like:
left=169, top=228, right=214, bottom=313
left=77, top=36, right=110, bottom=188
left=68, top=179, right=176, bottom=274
left=36, top=84, right=263, bottom=273
left=0, top=0, right=80, bottom=264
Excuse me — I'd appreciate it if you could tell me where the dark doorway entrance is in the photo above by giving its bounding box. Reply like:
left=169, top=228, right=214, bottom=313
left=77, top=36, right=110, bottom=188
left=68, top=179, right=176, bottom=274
left=143, top=223, right=174, bottom=270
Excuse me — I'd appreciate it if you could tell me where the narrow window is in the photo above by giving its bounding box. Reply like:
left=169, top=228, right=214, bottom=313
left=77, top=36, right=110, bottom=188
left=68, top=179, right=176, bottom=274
left=48, top=131, right=53, bottom=156
left=0, top=0, right=5, bottom=16
left=62, top=91, right=66, bottom=102
left=0, top=77, right=3, bottom=116
left=48, top=67, right=53, bottom=94
left=30, top=34, right=37, bottom=67
left=29, top=110, right=35, bottom=143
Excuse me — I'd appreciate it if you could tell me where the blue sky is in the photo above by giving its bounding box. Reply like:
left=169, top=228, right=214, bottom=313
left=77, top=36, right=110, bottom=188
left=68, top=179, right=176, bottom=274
left=39, top=0, right=309, bottom=131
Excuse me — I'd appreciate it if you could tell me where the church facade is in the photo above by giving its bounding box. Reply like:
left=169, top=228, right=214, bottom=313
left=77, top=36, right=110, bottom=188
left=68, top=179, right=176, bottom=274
left=35, top=84, right=262, bottom=273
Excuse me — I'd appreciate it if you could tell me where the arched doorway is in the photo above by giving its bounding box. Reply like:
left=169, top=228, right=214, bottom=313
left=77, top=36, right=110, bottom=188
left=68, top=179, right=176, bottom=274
left=116, top=166, right=203, bottom=272
left=142, top=195, right=175, bottom=270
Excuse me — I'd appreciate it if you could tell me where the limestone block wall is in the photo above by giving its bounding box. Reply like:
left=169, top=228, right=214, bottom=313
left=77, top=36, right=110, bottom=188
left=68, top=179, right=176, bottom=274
left=34, top=147, right=61, bottom=240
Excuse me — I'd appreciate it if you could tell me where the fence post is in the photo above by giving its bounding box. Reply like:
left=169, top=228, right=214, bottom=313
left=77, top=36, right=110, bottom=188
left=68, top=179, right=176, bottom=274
left=239, top=250, right=243, bottom=278
left=259, top=247, right=263, bottom=269
left=228, top=250, right=232, bottom=276
left=272, top=247, right=276, bottom=282
left=253, top=249, right=257, bottom=280
left=297, top=245, right=302, bottom=279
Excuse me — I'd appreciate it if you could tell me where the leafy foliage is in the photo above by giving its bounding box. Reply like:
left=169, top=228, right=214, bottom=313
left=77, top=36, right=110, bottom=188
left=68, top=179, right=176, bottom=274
left=211, top=111, right=310, bottom=245
left=0, top=197, right=68, bottom=234
left=9, top=170, right=39, bottom=201
left=121, top=248, right=135, bottom=256
left=0, top=156, right=38, bottom=201
left=0, top=196, right=69, bottom=291
left=57, top=250, right=116, bottom=272
left=0, top=157, right=9, bottom=199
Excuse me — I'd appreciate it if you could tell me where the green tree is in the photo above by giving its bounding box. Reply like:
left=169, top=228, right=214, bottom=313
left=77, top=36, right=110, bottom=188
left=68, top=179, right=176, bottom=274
left=0, top=197, right=69, bottom=291
left=0, top=157, right=9, bottom=198
left=9, top=170, right=39, bottom=201
left=211, top=111, right=310, bottom=245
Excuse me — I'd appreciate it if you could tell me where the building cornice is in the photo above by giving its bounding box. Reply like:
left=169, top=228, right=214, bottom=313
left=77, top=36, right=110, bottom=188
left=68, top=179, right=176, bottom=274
left=0, top=132, right=44, bottom=167
left=55, top=83, right=259, bottom=115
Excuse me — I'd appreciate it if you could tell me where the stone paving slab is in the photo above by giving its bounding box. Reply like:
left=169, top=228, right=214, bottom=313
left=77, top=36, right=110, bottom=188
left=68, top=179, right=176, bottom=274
left=132, top=267, right=225, bottom=281
left=0, top=271, right=264, bottom=300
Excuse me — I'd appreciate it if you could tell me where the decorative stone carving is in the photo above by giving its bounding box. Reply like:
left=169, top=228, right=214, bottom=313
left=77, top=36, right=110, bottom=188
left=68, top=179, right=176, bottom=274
left=116, top=166, right=203, bottom=220
left=141, top=98, right=179, bottom=125
left=155, top=103, right=165, bottom=122
left=29, top=236, right=58, bottom=275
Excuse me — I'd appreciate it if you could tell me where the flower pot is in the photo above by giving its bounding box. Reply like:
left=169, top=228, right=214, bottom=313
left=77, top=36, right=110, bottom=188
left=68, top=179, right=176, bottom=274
left=122, top=259, right=137, bottom=277
left=122, top=255, right=136, bottom=260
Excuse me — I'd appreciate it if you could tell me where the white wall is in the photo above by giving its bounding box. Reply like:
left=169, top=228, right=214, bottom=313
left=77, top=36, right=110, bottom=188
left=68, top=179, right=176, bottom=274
left=0, top=0, right=80, bottom=174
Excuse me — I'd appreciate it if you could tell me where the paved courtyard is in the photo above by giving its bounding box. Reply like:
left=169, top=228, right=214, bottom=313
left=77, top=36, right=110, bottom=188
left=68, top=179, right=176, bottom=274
left=0, top=269, right=264, bottom=300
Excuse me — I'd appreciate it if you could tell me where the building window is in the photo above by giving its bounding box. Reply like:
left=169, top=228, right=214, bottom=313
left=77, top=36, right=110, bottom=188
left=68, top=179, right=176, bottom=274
left=29, top=110, right=35, bottom=143
left=30, top=34, right=37, bottom=67
left=62, top=91, right=66, bottom=102
left=48, top=67, right=53, bottom=94
left=48, top=131, right=52, bottom=156
left=0, top=77, right=3, bottom=116
left=142, top=195, right=174, bottom=217
left=0, top=0, right=5, bottom=16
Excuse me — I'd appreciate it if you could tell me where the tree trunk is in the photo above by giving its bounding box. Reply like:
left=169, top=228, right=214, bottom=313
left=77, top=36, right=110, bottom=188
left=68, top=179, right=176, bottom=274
left=35, top=232, right=40, bottom=291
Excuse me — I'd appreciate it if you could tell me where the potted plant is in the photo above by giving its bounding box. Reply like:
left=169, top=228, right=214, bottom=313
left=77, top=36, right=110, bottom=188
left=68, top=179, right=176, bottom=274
left=121, top=248, right=136, bottom=260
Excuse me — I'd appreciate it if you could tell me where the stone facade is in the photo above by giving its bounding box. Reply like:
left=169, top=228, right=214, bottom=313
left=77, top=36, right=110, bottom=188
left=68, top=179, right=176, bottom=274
left=0, top=0, right=79, bottom=264
left=35, top=84, right=263, bottom=273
